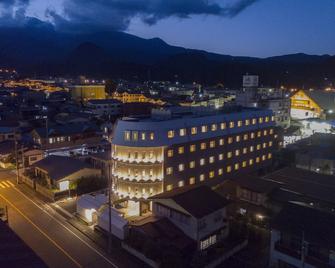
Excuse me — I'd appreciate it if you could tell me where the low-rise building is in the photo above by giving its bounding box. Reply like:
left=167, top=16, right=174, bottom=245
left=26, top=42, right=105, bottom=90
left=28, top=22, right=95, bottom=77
left=86, top=99, right=123, bottom=116
left=70, top=85, right=106, bottom=102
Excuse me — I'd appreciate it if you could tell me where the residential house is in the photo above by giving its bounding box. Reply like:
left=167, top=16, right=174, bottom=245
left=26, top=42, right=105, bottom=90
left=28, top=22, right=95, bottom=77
left=86, top=99, right=123, bottom=117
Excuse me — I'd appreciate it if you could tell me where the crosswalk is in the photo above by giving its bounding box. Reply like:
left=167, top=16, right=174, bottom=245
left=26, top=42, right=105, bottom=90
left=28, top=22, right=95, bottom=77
left=0, top=180, right=15, bottom=189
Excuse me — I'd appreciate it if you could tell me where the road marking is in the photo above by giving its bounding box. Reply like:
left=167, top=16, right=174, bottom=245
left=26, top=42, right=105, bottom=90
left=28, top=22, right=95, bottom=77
left=1, top=181, right=11, bottom=188
left=6, top=180, right=15, bottom=187
left=0, top=183, right=5, bottom=189
left=11, top=187, right=119, bottom=268
left=0, top=193, right=82, bottom=268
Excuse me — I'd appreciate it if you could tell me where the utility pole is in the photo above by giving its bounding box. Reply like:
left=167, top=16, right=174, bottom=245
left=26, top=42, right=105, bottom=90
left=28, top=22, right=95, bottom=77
left=14, top=133, right=19, bottom=184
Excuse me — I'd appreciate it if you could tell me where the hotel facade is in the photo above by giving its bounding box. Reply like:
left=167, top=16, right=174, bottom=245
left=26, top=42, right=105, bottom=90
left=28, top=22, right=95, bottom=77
left=111, top=107, right=282, bottom=214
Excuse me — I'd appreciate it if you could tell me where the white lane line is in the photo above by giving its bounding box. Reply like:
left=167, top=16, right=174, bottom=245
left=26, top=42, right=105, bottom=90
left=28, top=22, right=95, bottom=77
left=6, top=180, right=15, bottom=187
left=11, top=186, right=119, bottom=268
left=2, top=181, right=10, bottom=188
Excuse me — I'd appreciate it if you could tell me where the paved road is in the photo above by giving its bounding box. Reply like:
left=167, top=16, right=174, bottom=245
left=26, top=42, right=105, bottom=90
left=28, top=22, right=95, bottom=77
left=0, top=170, right=142, bottom=268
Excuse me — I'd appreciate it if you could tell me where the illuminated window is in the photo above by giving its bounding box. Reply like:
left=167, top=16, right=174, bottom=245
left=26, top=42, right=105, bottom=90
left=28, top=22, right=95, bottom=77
left=218, top=168, right=223, bottom=175
left=271, top=116, right=275, bottom=121
left=219, top=154, right=224, bottom=160
left=257, top=144, right=261, bottom=150
left=237, top=120, right=242, bottom=127
left=269, top=141, right=273, bottom=147
left=256, top=157, right=260, bottom=163
left=179, top=128, right=186, bottom=136
left=251, top=132, right=255, bottom=139
left=257, top=131, right=261, bottom=137
left=189, top=161, right=195, bottom=168
left=166, top=184, right=173, bottom=191
left=167, top=149, right=173, bottom=157
left=262, top=155, right=266, bottom=161
left=220, top=122, right=226, bottom=130
left=242, top=161, right=247, bottom=168
left=200, top=174, right=205, bottom=181
left=265, top=116, right=269, bottom=122
left=190, top=144, right=196, bottom=152
left=249, top=159, right=254, bottom=165
left=189, top=177, right=195, bottom=185
left=274, top=134, right=278, bottom=139
left=124, top=131, right=131, bottom=141
left=178, top=164, right=185, bottom=171
left=252, top=118, right=257, bottom=125
left=201, top=125, right=208, bottom=133
left=191, top=127, right=197, bottom=135
left=268, top=153, right=272, bottom=159
left=227, top=152, right=232, bottom=158
left=236, top=135, right=241, bottom=142
left=227, top=166, right=232, bottom=173
left=219, top=138, right=224, bottom=146
left=263, top=143, right=267, bottom=148
left=149, top=151, right=154, bottom=159
left=209, top=156, right=215, bottom=163
left=250, top=146, right=254, bottom=152
left=209, top=171, right=215, bottom=178
left=149, top=132, right=154, bottom=140
left=264, top=130, right=268, bottom=136
left=178, top=180, right=184, bottom=187
left=166, top=167, right=173, bottom=175
left=211, top=124, right=217, bottom=131
left=132, top=131, right=138, bottom=141
left=235, top=150, right=240, bottom=156
left=167, top=130, right=175, bottom=138
left=228, top=137, right=233, bottom=144
left=178, top=146, right=184, bottom=154
left=245, top=119, right=250, bottom=126
left=200, top=158, right=206, bottom=166
left=210, top=140, right=216, bottom=148
left=243, top=148, right=247, bottom=154
left=141, top=132, right=146, bottom=140
left=234, top=163, right=239, bottom=170
left=243, top=134, right=248, bottom=141
left=270, top=129, right=274, bottom=135
left=259, top=117, right=263, bottom=123
left=201, top=143, right=207, bottom=150
left=229, top=121, right=235, bottom=128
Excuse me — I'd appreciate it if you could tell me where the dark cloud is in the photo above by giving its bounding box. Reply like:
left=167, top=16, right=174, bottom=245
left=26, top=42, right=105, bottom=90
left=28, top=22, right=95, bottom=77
left=48, top=0, right=260, bottom=32
left=0, top=0, right=31, bottom=26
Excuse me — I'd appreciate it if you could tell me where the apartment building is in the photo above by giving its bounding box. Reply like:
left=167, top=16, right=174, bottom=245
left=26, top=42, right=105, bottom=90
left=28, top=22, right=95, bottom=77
left=111, top=107, right=282, bottom=214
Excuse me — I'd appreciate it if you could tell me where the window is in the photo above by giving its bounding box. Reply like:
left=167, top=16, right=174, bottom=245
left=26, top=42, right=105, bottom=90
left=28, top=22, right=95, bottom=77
left=190, top=144, right=196, bottom=152
left=201, top=125, right=208, bottom=133
left=219, top=154, right=224, bottom=160
left=262, top=155, right=266, bottom=161
left=263, top=143, right=267, bottom=148
left=166, top=167, right=173, bottom=175
left=242, top=161, right=247, bottom=168
left=229, top=121, right=235, bottom=128
left=264, top=130, right=268, bottom=136
left=236, top=135, right=241, bottom=142
left=227, top=152, right=232, bottom=158
left=251, top=132, right=255, bottom=139
left=271, top=116, right=275, bottom=121
left=227, top=166, right=232, bottom=173
left=243, top=148, right=247, bottom=154
left=269, top=141, right=273, bottom=147
left=209, top=171, right=215, bottom=178
left=149, top=132, right=154, bottom=140
left=168, top=130, right=175, bottom=138
left=124, top=131, right=131, bottom=141
left=243, top=134, right=248, bottom=141
left=191, top=127, right=197, bottom=135
left=235, top=150, right=240, bottom=156
left=257, top=144, right=261, bottom=150
left=256, top=157, right=260, bottom=163
left=265, top=116, right=269, bottom=122
left=209, top=156, right=215, bottom=163
left=141, top=132, right=146, bottom=140
left=245, top=119, right=250, bottom=126
left=228, top=137, right=233, bottom=144
left=219, top=138, right=224, bottom=146
left=211, top=124, right=217, bottom=131
left=178, top=180, right=184, bottom=187
left=218, top=168, right=223, bottom=175
left=167, top=149, right=173, bottom=157
left=189, top=177, right=195, bottom=185
left=201, top=142, right=207, bottom=150
left=179, top=128, right=186, bottom=136
left=210, top=140, right=216, bottom=148
left=259, top=117, right=263, bottom=123
left=178, top=164, right=185, bottom=171
left=189, top=161, right=195, bottom=168
left=237, top=120, right=242, bottom=127
left=200, top=174, right=205, bottom=181
left=200, top=158, right=206, bottom=166
left=270, top=128, right=274, bottom=135
left=132, top=131, right=138, bottom=141
left=268, top=153, right=272, bottom=159
left=257, top=131, right=261, bottom=137
left=178, top=146, right=184, bottom=154
left=220, top=122, right=226, bottom=130
left=234, top=163, right=239, bottom=170
left=249, top=159, right=254, bottom=165
left=200, top=235, right=217, bottom=250
left=252, top=118, right=257, bottom=125
left=250, top=146, right=254, bottom=152
left=166, top=184, right=173, bottom=191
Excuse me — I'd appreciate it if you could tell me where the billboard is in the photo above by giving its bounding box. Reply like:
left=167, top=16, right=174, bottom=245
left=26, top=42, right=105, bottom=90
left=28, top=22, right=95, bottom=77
left=243, top=75, right=259, bottom=88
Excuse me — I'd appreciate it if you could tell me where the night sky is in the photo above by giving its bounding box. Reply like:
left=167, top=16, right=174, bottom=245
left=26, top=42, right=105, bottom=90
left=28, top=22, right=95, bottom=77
left=1, top=0, right=334, bottom=57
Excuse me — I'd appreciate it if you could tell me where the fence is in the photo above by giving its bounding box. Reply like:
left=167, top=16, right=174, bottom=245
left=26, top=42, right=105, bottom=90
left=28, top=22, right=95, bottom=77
left=21, top=175, right=35, bottom=189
